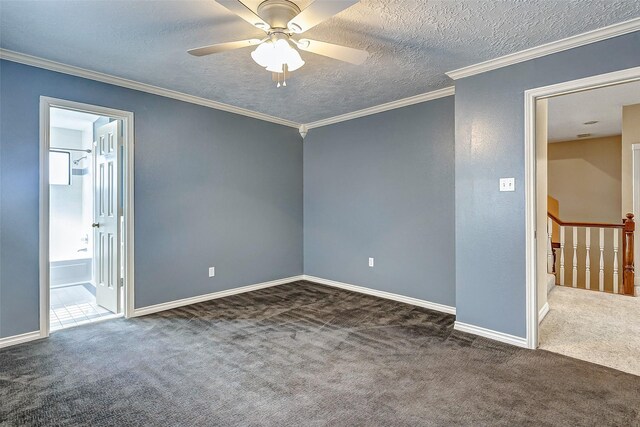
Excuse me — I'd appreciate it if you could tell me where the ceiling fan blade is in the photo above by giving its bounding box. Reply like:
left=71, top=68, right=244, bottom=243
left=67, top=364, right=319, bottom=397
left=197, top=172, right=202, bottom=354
left=297, top=39, right=368, bottom=65
left=215, top=0, right=269, bottom=31
left=288, top=0, right=358, bottom=33
left=188, top=39, right=262, bottom=57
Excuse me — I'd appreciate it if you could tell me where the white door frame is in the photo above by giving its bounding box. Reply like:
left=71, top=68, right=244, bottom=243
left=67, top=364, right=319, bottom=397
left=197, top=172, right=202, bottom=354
left=633, top=143, right=640, bottom=294
left=39, top=96, right=135, bottom=339
left=524, top=66, right=640, bottom=349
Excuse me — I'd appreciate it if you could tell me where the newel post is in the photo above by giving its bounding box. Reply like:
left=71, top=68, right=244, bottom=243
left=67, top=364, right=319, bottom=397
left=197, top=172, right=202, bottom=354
left=622, top=213, right=635, bottom=296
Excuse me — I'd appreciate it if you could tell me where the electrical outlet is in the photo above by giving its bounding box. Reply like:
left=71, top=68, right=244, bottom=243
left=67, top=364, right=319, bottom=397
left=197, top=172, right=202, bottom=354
left=208, top=267, right=215, bottom=277
left=499, top=178, right=515, bottom=192
left=368, top=257, right=374, bottom=267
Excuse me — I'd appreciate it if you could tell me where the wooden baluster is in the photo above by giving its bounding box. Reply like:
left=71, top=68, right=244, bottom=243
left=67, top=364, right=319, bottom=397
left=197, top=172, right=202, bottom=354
left=572, top=227, right=578, bottom=288
left=599, top=228, right=605, bottom=292
left=585, top=228, right=591, bottom=290
left=623, top=213, right=635, bottom=296
left=613, top=228, right=619, bottom=294
left=547, top=218, right=553, bottom=273
left=560, top=226, right=565, bottom=286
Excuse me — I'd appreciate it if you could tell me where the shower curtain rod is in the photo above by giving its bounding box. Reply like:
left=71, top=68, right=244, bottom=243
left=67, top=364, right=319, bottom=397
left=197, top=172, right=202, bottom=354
left=50, top=147, right=92, bottom=153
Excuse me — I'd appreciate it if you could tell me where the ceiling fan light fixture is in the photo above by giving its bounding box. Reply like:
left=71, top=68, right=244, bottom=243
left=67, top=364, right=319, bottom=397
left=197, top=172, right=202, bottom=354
left=283, top=45, right=305, bottom=71
left=190, top=0, right=369, bottom=86
left=250, top=42, right=272, bottom=67
left=265, top=61, right=284, bottom=73
left=251, top=37, right=305, bottom=73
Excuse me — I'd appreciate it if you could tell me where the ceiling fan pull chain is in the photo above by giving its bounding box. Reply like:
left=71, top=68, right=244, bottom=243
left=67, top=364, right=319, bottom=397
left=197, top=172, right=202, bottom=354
left=283, top=68, right=287, bottom=87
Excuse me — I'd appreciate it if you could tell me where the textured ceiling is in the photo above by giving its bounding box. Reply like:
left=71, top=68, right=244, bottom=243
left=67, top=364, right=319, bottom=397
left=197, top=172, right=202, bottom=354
left=1, top=1, right=639, bottom=124
left=548, top=80, right=640, bottom=142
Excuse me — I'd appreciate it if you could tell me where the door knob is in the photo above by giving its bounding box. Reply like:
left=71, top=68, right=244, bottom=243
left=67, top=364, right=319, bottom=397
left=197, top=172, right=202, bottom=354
left=92, top=223, right=100, bottom=228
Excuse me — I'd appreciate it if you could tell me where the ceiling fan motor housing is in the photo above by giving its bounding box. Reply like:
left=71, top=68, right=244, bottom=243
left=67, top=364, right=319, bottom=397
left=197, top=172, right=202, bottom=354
left=257, top=0, right=300, bottom=30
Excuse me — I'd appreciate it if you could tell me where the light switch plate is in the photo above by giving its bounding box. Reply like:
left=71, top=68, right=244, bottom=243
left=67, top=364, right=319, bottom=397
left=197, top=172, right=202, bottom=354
left=368, top=257, right=374, bottom=267
left=499, top=178, right=515, bottom=192
left=208, top=267, right=215, bottom=277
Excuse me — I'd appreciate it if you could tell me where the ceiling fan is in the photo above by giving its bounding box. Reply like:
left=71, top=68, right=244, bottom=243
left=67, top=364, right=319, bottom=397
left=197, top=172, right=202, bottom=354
left=188, top=0, right=369, bottom=86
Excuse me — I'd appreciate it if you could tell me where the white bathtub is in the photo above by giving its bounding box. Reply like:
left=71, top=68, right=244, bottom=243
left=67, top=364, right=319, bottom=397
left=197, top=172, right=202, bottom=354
left=50, top=257, right=92, bottom=287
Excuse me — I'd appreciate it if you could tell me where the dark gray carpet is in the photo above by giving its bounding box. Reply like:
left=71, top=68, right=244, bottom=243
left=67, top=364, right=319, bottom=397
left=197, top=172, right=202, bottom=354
left=1, top=281, right=638, bottom=426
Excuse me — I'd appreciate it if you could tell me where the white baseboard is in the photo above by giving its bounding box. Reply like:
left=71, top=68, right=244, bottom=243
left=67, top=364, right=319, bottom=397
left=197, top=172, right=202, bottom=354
left=538, top=302, right=550, bottom=323
left=0, top=330, right=44, bottom=350
left=302, top=275, right=456, bottom=315
left=454, top=321, right=528, bottom=348
left=133, top=275, right=304, bottom=317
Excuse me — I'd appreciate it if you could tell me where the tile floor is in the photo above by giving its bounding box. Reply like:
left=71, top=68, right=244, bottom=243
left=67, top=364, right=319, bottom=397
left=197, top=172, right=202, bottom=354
left=50, top=283, right=116, bottom=331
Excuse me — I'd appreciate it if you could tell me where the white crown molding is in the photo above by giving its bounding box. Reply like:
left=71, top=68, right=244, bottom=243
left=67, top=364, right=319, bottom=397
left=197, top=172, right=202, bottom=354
left=0, top=49, right=300, bottom=129
left=454, top=321, right=528, bottom=348
left=0, top=330, right=44, bottom=349
left=303, top=275, right=456, bottom=315
left=304, top=86, right=455, bottom=130
left=0, top=48, right=455, bottom=132
left=446, top=17, right=640, bottom=80
left=133, top=275, right=304, bottom=317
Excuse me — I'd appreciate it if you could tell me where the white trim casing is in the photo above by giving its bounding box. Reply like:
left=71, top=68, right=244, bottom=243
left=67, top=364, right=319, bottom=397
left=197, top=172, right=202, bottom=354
left=123, top=110, right=136, bottom=319
left=305, top=87, right=455, bottom=130
left=633, top=143, right=640, bottom=296
left=524, top=84, right=537, bottom=350
left=133, top=275, right=305, bottom=317
left=1, top=49, right=299, bottom=129
left=631, top=143, right=640, bottom=297
left=538, top=302, right=550, bottom=323
left=453, top=321, right=529, bottom=348
left=447, top=18, right=640, bottom=80
left=39, top=99, right=50, bottom=341
left=0, top=331, right=44, bottom=349
left=303, top=275, right=456, bottom=315
left=39, top=97, right=136, bottom=341
left=524, top=66, right=640, bottom=350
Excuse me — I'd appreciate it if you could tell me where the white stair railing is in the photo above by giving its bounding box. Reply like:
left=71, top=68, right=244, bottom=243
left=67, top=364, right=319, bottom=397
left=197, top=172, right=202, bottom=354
left=559, top=226, right=565, bottom=286
left=599, top=228, right=605, bottom=292
left=572, top=227, right=578, bottom=288
left=547, top=212, right=635, bottom=295
left=613, top=228, right=619, bottom=294
left=547, top=218, right=554, bottom=274
left=585, top=229, right=590, bottom=290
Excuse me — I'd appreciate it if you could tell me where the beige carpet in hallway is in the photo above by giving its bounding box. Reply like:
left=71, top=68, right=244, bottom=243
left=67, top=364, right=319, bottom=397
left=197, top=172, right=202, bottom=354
left=540, top=286, right=640, bottom=376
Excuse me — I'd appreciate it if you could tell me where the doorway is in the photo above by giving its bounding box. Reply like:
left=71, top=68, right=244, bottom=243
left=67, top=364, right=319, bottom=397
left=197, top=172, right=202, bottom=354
left=525, top=66, right=640, bottom=373
left=40, top=97, right=135, bottom=336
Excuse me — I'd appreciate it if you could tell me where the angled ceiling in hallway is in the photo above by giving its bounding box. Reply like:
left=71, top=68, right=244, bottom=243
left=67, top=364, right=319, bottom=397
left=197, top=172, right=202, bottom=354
left=1, top=0, right=639, bottom=123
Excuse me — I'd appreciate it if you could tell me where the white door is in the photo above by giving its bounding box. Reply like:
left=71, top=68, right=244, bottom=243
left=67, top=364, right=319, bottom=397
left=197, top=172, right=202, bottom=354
left=94, top=121, right=121, bottom=313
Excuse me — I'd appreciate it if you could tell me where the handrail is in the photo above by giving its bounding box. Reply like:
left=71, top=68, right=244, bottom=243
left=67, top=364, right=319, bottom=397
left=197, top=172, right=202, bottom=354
left=547, top=212, right=635, bottom=295
left=547, top=211, right=624, bottom=229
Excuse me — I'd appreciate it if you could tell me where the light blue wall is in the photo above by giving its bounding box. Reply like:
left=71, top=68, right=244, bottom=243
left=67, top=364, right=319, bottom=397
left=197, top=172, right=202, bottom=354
left=304, top=97, right=456, bottom=307
left=2, top=31, right=638, bottom=342
left=455, top=32, right=640, bottom=338
left=0, top=60, right=303, bottom=338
